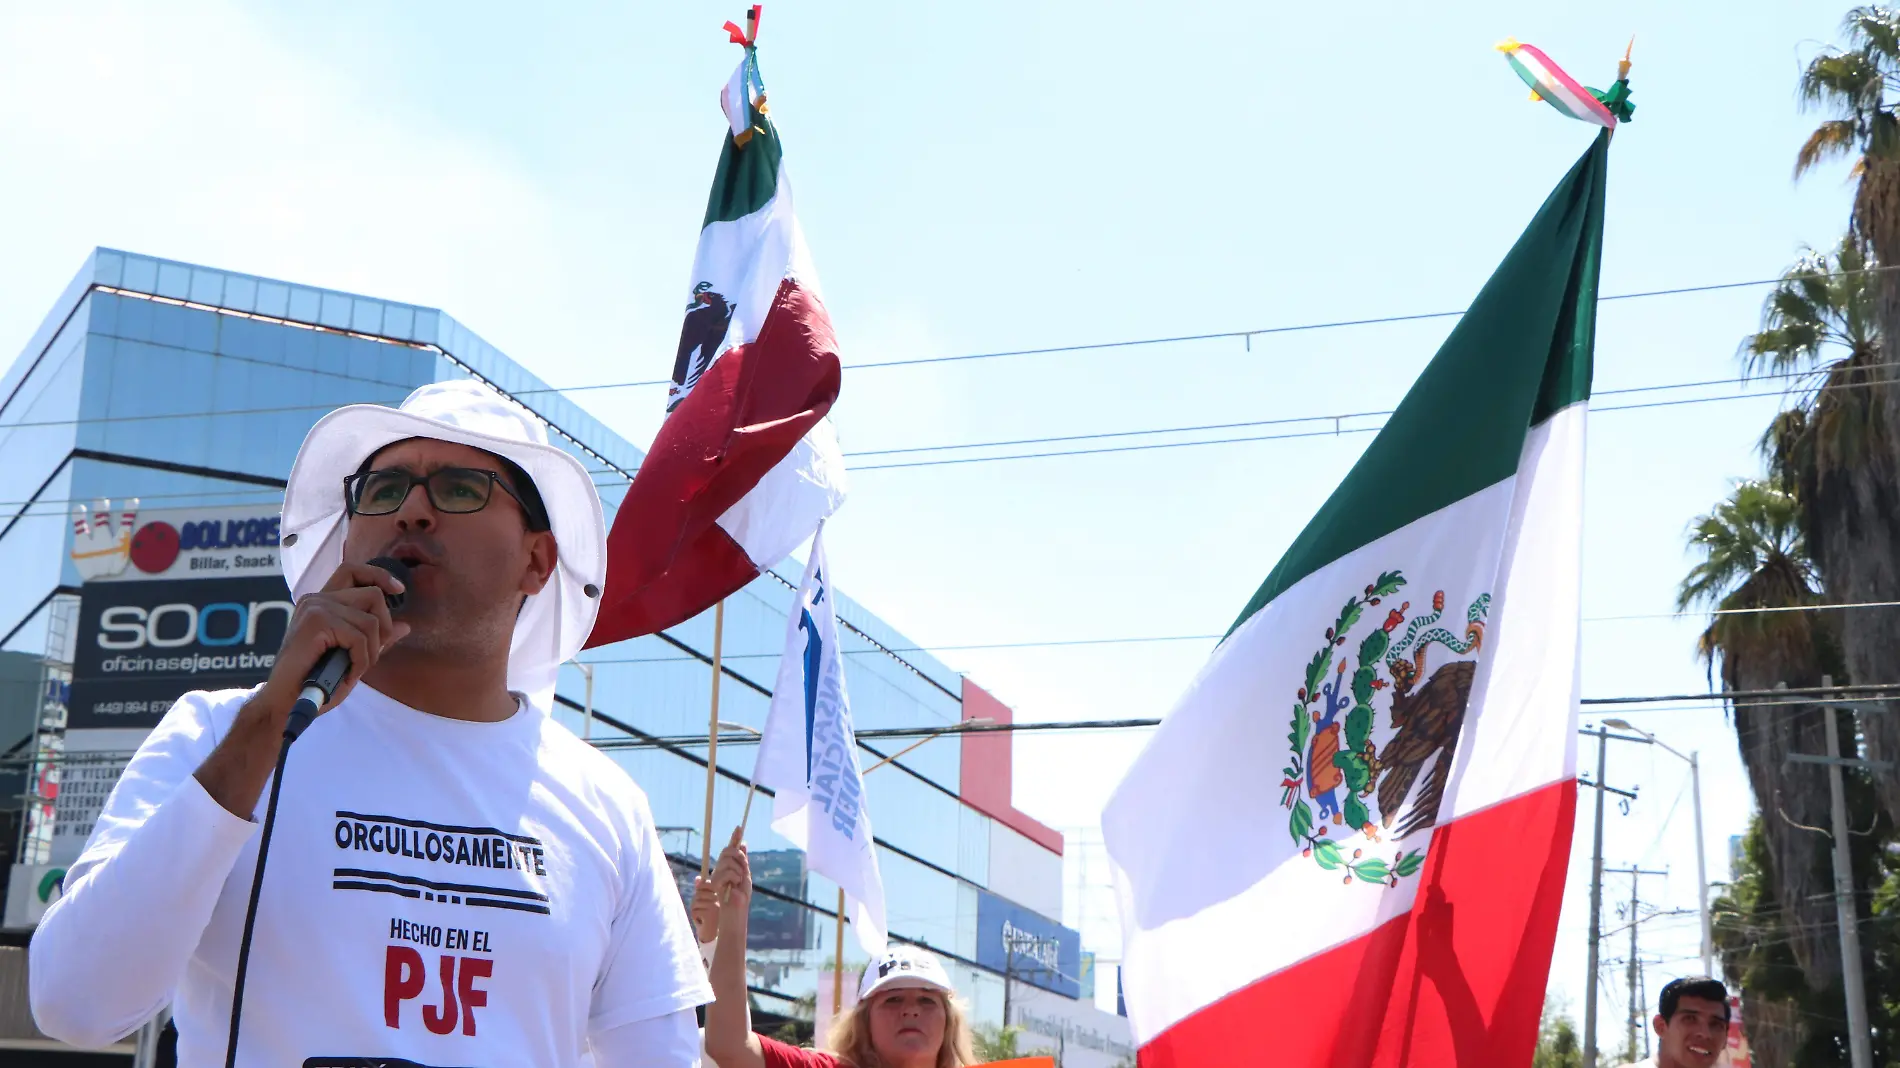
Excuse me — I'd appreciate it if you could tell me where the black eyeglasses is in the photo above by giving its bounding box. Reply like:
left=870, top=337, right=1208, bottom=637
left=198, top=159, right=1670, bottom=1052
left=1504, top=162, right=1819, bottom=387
left=344, top=467, right=538, bottom=522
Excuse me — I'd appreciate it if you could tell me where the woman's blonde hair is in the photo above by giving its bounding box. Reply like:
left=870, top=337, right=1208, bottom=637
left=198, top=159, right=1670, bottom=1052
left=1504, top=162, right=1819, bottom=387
left=824, top=986, right=977, bottom=1068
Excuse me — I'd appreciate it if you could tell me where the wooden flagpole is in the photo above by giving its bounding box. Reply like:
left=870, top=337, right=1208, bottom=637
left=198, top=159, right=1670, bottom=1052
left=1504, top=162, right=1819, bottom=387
left=833, top=888, right=846, bottom=1027
left=700, top=600, right=726, bottom=878
left=740, top=773, right=760, bottom=828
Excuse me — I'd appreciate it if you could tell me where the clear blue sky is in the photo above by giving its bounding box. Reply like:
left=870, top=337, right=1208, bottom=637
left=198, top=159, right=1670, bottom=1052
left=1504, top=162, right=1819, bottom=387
left=0, top=0, right=1862, bottom=1046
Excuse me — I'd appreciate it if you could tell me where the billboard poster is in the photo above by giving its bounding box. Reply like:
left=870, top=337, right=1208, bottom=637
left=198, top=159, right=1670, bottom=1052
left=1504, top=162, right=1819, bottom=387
left=48, top=503, right=287, bottom=868
left=71, top=501, right=285, bottom=586
left=67, top=574, right=292, bottom=730
left=66, top=502, right=288, bottom=731
left=47, top=728, right=152, bottom=864
left=747, top=849, right=810, bottom=950
left=975, top=888, right=1082, bottom=999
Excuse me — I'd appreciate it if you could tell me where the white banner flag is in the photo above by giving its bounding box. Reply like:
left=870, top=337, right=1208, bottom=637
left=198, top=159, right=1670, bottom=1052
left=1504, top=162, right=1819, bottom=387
left=754, top=525, right=888, bottom=955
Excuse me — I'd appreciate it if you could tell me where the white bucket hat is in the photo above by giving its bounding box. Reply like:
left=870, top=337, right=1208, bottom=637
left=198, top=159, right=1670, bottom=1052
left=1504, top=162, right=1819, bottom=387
left=857, top=944, right=954, bottom=1002
left=280, top=379, right=606, bottom=708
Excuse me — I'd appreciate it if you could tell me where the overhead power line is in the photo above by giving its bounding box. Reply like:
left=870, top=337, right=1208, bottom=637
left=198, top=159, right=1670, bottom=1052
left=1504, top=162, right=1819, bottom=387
left=5, top=370, right=1876, bottom=498
left=0, top=363, right=1865, bottom=450
left=13, top=689, right=1894, bottom=767
left=562, top=599, right=1900, bottom=666
left=569, top=688, right=1900, bottom=752
left=847, top=376, right=1900, bottom=471
left=512, top=266, right=1900, bottom=396
left=843, top=363, right=1899, bottom=461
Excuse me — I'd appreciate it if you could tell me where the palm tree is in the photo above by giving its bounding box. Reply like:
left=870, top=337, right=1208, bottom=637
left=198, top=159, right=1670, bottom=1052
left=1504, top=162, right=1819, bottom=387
left=1678, top=480, right=1844, bottom=979
left=1795, top=10, right=1900, bottom=823
left=1742, top=235, right=1900, bottom=825
left=1796, top=9, right=1900, bottom=265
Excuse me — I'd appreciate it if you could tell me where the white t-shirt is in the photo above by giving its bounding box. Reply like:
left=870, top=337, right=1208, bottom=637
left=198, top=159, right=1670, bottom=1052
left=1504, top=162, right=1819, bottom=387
left=29, top=684, right=715, bottom=1066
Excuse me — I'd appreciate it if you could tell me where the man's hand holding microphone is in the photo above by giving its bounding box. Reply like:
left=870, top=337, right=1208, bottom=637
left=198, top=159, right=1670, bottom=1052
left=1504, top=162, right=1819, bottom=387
left=194, top=560, right=410, bottom=820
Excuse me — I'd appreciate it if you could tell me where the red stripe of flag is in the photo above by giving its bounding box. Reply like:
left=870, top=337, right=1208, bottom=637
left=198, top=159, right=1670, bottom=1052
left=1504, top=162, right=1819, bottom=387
left=1136, top=778, right=1576, bottom=1067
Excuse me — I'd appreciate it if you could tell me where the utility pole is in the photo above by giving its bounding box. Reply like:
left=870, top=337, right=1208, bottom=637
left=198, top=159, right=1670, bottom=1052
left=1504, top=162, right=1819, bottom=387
left=1689, top=751, right=1709, bottom=975
left=1605, top=866, right=1666, bottom=1063
left=1639, top=965, right=1650, bottom=1060
left=1579, top=726, right=1640, bottom=1068
left=1783, top=677, right=1882, bottom=1068
left=1627, top=875, right=1638, bottom=1063
left=1585, top=726, right=1608, bottom=1068
left=1002, top=941, right=1016, bottom=1029
left=1001, top=929, right=1061, bottom=1032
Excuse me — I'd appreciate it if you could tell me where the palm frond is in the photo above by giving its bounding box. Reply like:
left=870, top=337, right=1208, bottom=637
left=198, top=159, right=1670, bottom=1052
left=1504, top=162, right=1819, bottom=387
left=1676, top=480, right=1809, bottom=609
left=1740, top=238, right=1881, bottom=379
left=1798, top=118, right=1868, bottom=176
left=1799, top=51, right=1884, bottom=115
left=1844, top=6, right=1900, bottom=66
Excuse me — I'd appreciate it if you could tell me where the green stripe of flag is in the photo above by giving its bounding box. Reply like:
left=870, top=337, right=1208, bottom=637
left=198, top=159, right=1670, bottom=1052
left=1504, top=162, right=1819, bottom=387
left=702, top=101, right=783, bottom=227
left=1226, top=130, right=1608, bottom=637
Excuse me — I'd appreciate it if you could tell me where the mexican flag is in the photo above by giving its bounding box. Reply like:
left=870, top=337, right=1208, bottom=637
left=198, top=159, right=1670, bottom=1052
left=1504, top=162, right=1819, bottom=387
left=1103, top=130, right=1608, bottom=1067
left=590, top=32, right=847, bottom=645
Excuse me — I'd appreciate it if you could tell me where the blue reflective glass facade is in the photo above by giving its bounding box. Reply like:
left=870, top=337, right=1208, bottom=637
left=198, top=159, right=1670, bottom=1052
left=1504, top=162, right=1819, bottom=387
left=0, top=249, right=1074, bottom=1032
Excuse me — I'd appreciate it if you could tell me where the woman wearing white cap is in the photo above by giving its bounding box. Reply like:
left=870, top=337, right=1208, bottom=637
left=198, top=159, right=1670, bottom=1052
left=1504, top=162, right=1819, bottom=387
left=30, top=381, right=713, bottom=1066
left=701, top=835, right=977, bottom=1068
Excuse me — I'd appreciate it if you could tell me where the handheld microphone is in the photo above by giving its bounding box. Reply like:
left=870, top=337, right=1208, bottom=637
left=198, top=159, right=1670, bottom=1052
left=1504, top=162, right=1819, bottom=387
left=283, top=556, right=411, bottom=742
left=225, top=555, right=412, bottom=1067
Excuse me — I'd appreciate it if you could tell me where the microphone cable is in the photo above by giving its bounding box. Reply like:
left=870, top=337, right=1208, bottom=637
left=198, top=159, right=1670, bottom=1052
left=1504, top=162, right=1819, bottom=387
left=222, top=557, right=410, bottom=1068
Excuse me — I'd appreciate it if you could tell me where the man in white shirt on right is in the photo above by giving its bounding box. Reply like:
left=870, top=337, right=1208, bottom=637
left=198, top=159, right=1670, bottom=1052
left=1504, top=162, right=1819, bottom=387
left=1615, top=975, right=1729, bottom=1068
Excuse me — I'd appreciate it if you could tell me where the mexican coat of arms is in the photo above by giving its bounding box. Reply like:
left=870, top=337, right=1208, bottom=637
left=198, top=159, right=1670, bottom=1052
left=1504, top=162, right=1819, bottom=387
left=1278, top=571, right=1491, bottom=887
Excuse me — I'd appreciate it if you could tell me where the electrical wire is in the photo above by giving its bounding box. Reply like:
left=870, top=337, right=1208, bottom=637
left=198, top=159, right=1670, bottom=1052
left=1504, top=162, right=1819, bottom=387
left=848, top=376, right=1900, bottom=471
left=15, top=279, right=1894, bottom=693
left=21, top=693, right=1900, bottom=778
left=1639, top=774, right=1692, bottom=868
left=507, top=265, right=1900, bottom=395
left=536, top=603, right=1900, bottom=668
left=842, top=363, right=1899, bottom=461
left=0, top=364, right=1875, bottom=478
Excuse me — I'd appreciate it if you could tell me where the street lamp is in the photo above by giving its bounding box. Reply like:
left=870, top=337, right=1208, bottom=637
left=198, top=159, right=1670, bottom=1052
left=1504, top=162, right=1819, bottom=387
left=864, top=717, right=995, bottom=774
left=1600, top=718, right=1711, bottom=977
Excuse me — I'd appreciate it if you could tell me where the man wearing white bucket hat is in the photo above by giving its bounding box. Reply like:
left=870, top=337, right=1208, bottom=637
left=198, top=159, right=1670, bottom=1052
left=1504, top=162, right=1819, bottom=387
left=31, top=380, right=714, bottom=1066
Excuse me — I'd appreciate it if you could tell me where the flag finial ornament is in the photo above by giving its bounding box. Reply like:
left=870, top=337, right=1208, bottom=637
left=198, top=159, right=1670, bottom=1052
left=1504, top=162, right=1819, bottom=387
left=718, top=6, right=770, bottom=147
left=723, top=4, right=762, bottom=47
left=1498, top=38, right=1635, bottom=128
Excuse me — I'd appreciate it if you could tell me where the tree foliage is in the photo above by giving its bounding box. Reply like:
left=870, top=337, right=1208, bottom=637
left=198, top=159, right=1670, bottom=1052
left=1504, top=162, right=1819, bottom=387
left=972, top=1023, right=1053, bottom=1063
left=1533, top=996, right=1583, bottom=1068
left=1710, top=816, right=1900, bottom=1066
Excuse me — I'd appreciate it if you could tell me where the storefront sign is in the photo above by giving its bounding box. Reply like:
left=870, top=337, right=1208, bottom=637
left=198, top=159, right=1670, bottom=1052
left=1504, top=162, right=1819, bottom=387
left=67, top=573, right=291, bottom=730
left=1006, top=983, right=1136, bottom=1068
left=975, top=888, right=1081, bottom=999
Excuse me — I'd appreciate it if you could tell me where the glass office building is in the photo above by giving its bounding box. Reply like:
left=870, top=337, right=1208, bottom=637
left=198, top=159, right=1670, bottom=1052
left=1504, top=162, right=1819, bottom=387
left=0, top=249, right=1088, bottom=1061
